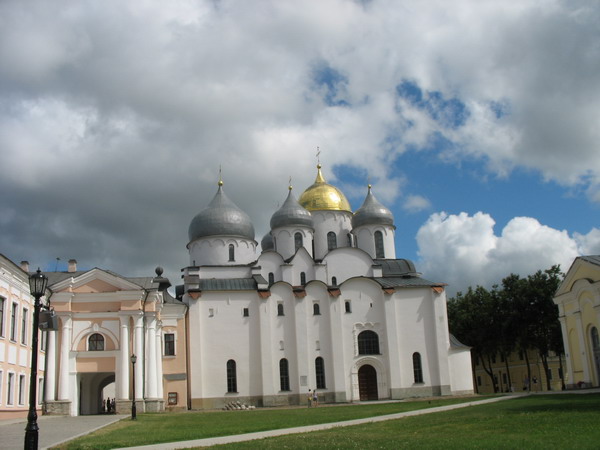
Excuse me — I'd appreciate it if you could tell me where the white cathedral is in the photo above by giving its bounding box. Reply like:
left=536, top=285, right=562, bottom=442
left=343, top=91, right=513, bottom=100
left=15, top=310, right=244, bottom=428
left=181, top=164, right=473, bottom=409
left=0, top=164, right=473, bottom=418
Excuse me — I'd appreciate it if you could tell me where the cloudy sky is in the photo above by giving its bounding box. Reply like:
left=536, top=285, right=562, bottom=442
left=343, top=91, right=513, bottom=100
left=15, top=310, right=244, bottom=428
left=1, top=0, right=599, bottom=296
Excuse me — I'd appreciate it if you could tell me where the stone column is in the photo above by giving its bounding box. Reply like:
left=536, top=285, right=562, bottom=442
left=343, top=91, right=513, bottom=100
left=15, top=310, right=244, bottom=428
left=146, top=315, right=158, bottom=399
left=118, top=315, right=130, bottom=400
left=133, top=313, right=144, bottom=400
left=45, top=330, right=57, bottom=402
left=156, top=323, right=164, bottom=399
left=575, top=313, right=590, bottom=382
left=558, top=317, right=574, bottom=386
left=58, top=315, right=72, bottom=401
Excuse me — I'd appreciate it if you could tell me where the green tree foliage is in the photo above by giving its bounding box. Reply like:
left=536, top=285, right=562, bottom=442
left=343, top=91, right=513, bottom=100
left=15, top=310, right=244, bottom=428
left=448, top=265, right=565, bottom=392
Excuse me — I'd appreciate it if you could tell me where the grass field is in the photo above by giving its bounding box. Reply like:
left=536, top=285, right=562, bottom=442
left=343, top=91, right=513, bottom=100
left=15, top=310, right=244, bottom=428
left=56, top=393, right=600, bottom=449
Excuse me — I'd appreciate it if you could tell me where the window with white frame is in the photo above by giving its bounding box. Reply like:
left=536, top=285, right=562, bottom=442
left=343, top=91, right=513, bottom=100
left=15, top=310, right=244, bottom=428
left=0, top=296, right=5, bottom=337
left=21, top=307, right=28, bottom=345
left=18, top=374, right=26, bottom=405
left=164, top=333, right=175, bottom=356
left=10, top=302, right=18, bottom=341
left=88, top=333, right=104, bottom=351
left=7, top=372, right=15, bottom=405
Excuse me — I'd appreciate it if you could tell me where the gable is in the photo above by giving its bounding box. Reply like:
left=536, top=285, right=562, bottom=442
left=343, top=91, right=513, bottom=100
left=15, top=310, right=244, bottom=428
left=51, top=268, right=143, bottom=293
left=556, top=256, right=600, bottom=297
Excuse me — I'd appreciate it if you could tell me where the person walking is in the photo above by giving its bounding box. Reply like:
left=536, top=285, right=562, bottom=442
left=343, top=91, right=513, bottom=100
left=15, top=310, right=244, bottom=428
left=312, top=389, right=318, bottom=407
left=307, top=389, right=312, bottom=408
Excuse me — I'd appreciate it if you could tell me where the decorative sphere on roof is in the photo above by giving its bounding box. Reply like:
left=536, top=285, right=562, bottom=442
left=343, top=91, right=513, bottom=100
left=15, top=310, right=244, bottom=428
left=352, top=185, right=394, bottom=228
left=298, top=164, right=352, bottom=212
left=188, top=183, right=255, bottom=242
left=270, top=186, right=314, bottom=229
left=261, top=232, right=274, bottom=251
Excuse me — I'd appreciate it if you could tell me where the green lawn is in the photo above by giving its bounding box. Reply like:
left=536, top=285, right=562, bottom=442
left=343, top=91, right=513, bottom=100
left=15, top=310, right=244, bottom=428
left=217, top=394, right=600, bottom=449
left=56, top=396, right=489, bottom=449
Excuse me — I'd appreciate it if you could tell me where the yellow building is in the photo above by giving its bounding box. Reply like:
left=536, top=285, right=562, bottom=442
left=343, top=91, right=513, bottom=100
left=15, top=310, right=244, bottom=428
left=554, top=255, right=600, bottom=388
left=472, top=349, right=565, bottom=394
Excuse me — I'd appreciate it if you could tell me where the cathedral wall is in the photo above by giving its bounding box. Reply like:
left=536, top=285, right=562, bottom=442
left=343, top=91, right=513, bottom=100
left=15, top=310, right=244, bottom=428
left=188, top=237, right=257, bottom=266
left=323, top=249, right=374, bottom=285
left=312, top=211, right=353, bottom=260
left=354, top=226, right=396, bottom=259
left=272, top=227, right=313, bottom=260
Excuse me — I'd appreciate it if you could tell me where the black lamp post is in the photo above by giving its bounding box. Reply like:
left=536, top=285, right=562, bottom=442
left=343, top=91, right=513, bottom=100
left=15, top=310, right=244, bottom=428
left=131, top=354, right=137, bottom=420
left=25, top=268, right=48, bottom=450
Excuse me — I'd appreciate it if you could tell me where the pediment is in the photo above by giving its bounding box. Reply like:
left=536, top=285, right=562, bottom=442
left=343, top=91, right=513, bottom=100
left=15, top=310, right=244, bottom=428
left=555, top=257, right=600, bottom=297
left=51, top=268, right=142, bottom=293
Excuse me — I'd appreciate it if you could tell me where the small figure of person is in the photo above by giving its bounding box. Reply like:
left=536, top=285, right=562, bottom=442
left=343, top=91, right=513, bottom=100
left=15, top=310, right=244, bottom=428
left=523, top=377, right=530, bottom=391
left=312, top=389, right=318, bottom=407
left=307, top=389, right=312, bottom=408
left=111, top=398, right=116, bottom=413
left=106, top=397, right=111, bottom=413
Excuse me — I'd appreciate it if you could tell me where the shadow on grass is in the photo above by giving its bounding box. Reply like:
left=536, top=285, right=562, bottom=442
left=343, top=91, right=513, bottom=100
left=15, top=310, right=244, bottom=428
left=502, top=393, right=600, bottom=414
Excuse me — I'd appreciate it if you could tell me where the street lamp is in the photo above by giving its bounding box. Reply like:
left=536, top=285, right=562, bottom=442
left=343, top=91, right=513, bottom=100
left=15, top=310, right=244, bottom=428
left=25, top=268, right=48, bottom=450
left=131, top=354, right=137, bottom=420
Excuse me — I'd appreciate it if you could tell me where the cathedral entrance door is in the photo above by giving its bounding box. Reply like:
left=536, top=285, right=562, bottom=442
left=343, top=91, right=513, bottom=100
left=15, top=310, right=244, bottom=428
left=358, top=364, right=378, bottom=401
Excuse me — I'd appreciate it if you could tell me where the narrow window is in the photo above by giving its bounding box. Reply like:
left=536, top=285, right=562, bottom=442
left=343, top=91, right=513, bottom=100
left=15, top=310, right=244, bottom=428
left=294, top=232, right=303, bottom=252
left=347, top=233, right=353, bottom=247
left=0, top=297, right=5, bottom=337
left=279, top=358, right=290, bottom=391
left=88, top=333, right=104, bottom=351
left=228, top=244, right=235, bottom=262
left=7, top=373, right=14, bottom=405
left=300, top=272, right=306, bottom=285
left=227, top=360, right=237, bottom=393
left=10, top=302, right=18, bottom=341
left=18, top=374, right=26, bottom=405
left=331, top=277, right=337, bottom=286
left=477, top=375, right=481, bottom=386
left=313, top=303, right=320, bottom=315
left=358, top=330, right=380, bottom=355
left=40, top=330, right=47, bottom=352
left=502, top=372, right=508, bottom=385
left=0, top=371, right=3, bottom=405
left=374, top=231, right=385, bottom=258
left=344, top=300, right=351, bottom=313
left=38, top=377, right=44, bottom=405
left=327, top=232, right=337, bottom=251
left=243, top=307, right=249, bottom=317
left=164, top=333, right=175, bottom=356
left=268, top=272, right=274, bottom=286
left=315, top=357, right=326, bottom=389
left=21, top=307, right=28, bottom=345
left=209, top=308, right=214, bottom=317
left=277, top=303, right=284, bottom=316
left=413, top=352, right=424, bottom=383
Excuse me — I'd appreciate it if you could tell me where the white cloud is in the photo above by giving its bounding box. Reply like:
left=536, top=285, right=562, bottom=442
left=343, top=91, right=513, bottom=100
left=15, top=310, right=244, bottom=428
left=416, top=212, right=586, bottom=295
left=403, top=195, right=431, bottom=213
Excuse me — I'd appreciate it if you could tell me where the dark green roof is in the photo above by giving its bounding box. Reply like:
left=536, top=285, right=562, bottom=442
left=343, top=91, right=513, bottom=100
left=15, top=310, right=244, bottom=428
left=374, top=277, right=441, bottom=289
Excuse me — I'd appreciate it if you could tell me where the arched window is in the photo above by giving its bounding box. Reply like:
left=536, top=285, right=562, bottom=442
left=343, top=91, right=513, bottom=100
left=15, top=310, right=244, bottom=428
left=88, top=333, right=104, bottom=351
left=313, top=303, right=320, bottom=315
left=327, top=232, right=337, bottom=251
left=227, top=359, right=237, bottom=392
left=374, top=231, right=385, bottom=259
left=268, top=272, right=275, bottom=286
left=294, top=232, right=303, bottom=252
left=228, top=244, right=235, bottom=262
left=300, top=272, right=306, bottom=285
left=315, top=357, right=326, bottom=389
left=347, top=233, right=353, bottom=247
left=277, top=303, right=284, bottom=316
left=358, top=330, right=380, bottom=355
left=279, top=358, right=290, bottom=391
left=345, top=300, right=352, bottom=313
left=413, top=352, right=424, bottom=383
left=331, top=277, right=337, bottom=286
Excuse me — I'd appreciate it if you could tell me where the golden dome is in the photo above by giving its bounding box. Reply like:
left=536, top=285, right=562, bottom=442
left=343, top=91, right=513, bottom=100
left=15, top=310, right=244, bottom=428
left=298, top=164, right=352, bottom=212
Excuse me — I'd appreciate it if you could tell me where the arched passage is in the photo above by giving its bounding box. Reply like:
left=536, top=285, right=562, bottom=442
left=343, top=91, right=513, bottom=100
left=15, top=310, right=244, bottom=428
left=358, top=364, right=378, bottom=401
left=78, top=372, right=115, bottom=415
left=591, top=327, right=600, bottom=386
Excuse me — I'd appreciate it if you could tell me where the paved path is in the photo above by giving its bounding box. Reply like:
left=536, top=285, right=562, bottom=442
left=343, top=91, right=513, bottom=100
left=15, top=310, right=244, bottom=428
left=0, top=414, right=126, bottom=450
left=118, top=395, right=522, bottom=450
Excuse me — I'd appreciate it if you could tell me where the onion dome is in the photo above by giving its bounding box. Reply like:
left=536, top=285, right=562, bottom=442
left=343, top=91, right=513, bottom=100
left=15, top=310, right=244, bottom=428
left=352, top=185, right=394, bottom=228
left=298, top=164, right=352, bottom=212
left=188, top=180, right=255, bottom=242
left=270, top=186, right=314, bottom=229
left=261, top=232, right=274, bottom=251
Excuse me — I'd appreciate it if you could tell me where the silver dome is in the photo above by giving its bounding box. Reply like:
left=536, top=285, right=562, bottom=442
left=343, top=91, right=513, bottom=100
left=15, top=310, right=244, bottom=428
left=352, top=186, right=395, bottom=228
left=188, top=184, right=255, bottom=242
left=261, top=232, right=274, bottom=251
left=270, top=188, right=314, bottom=230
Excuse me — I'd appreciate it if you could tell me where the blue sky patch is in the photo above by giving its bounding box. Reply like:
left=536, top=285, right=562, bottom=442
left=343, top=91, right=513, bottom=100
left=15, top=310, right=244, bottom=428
left=311, top=62, right=350, bottom=107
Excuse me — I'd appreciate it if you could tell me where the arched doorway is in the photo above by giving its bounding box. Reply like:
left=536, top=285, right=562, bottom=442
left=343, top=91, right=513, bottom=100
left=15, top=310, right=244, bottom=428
left=591, top=327, right=600, bottom=386
left=78, top=372, right=115, bottom=415
left=358, top=364, right=378, bottom=400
